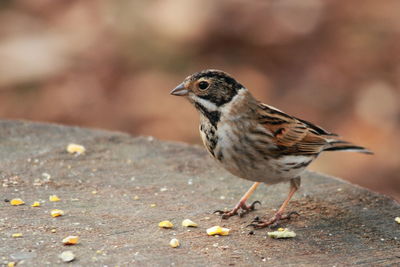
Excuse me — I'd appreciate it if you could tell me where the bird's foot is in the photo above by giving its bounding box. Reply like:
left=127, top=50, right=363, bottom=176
left=248, top=211, right=299, bottom=229
left=214, top=200, right=261, bottom=219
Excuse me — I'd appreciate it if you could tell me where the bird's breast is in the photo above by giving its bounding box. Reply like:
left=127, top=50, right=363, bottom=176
left=199, top=120, right=219, bottom=158
left=199, top=119, right=313, bottom=184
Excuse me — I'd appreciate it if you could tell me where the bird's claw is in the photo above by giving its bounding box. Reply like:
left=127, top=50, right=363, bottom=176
left=213, top=210, right=226, bottom=215
left=248, top=211, right=300, bottom=229
left=214, top=200, right=261, bottom=219
left=249, top=200, right=262, bottom=209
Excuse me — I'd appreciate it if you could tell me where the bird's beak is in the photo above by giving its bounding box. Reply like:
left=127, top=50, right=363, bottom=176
left=170, top=82, right=189, bottom=96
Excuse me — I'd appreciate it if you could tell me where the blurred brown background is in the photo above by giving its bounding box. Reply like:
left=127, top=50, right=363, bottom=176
left=0, top=0, right=399, bottom=200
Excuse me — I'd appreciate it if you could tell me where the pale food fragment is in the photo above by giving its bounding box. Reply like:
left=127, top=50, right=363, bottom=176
left=267, top=228, right=296, bottom=239
left=182, top=219, right=198, bottom=227
left=169, top=238, right=180, bottom=248
left=67, top=143, right=86, bottom=155
left=158, top=220, right=174, bottom=229
left=206, top=226, right=230, bottom=236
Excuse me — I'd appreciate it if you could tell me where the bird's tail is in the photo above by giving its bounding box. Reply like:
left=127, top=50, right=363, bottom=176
left=324, top=139, right=373, bottom=154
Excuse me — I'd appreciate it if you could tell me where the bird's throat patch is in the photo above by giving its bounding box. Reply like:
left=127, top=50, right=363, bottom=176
left=194, top=102, right=221, bottom=128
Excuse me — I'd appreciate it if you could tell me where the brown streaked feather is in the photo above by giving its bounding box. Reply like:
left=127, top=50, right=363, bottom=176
left=257, top=103, right=329, bottom=155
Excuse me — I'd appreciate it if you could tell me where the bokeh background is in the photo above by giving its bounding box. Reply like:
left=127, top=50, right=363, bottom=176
left=0, top=0, right=399, bottom=200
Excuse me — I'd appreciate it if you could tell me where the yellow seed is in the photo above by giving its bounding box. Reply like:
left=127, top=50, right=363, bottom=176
left=150, top=203, right=156, bottom=207
left=206, top=226, right=230, bottom=236
left=51, top=209, right=64, bottom=217
left=169, top=238, right=180, bottom=248
left=91, top=190, right=97, bottom=194
left=158, top=221, right=174, bottom=229
left=31, top=201, right=41, bottom=207
left=49, top=195, right=60, bottom=202
left=395, top=217, right=400, bottom=224
left=7, top=262, right=16, bottom=267
left=133, top=195, right=140, bottom=200
left=12, top=233, right=23, bottom=238
left=51, top=229, right=56, bottom=233
left=10, top=198, right=25, bottom=206
left=278, top=228, right=285, bottom=232
left=67, top=143, right=86, bottom=155
left=62, top=236, right=79, bottom=245
left=182, top=219, right=198, bottom=227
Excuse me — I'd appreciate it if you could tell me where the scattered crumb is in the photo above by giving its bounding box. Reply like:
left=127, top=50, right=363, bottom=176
left=12, top=233, right=23, bottom=238
left=51, top=209, right=65, bottom=217
left=206, top=226, right=230, bottom=236
left=7, top=262, right=15, bottom=267
left=159, top=221, right=174, bottom=229
left=62, top=236, right=79, bottom=245
left=59, top=251, right=75, bottom=262
left=67, top=143, right=86, bottom=155
left=133, top=195, right=140, bottom=200
left=160, top=187, right=168, bottom=192
left=267, top=228, right=296, bottom=239
left=182, top=219, right=198, bottom=227
left=31, top=201, right=41, bottom=207
left=2, top=176, right=22, bottom=187
left=49, top=195, right=60, bottom=202
left=91, top=190, right=98, bottom=194
left=51, top=229, right=56, bottom=233
left=150, top=204, right=156, bottom=207
left=169, top=238, right=180, bottom=248
left=395, top=217, right=400, bottom=224
left=10, top=198, right=25, bottom=206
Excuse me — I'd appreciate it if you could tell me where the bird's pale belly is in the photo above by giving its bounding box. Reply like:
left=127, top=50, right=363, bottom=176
left=200, top=122, right=314, bottom=184
left=216, top=153, right=311, bottom=184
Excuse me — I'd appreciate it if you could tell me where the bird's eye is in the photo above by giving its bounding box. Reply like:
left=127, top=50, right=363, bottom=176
left=198, top=81, right=209, bottom=90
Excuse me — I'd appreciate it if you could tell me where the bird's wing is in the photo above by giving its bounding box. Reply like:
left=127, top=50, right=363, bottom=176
left=257, top=103, right=330, bottom=155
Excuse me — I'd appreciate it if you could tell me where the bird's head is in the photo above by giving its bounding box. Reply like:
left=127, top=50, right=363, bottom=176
left=170, top=69, right=245, bottom=111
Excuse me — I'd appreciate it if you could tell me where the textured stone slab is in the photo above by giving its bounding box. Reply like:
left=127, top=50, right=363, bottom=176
left=0, top=121, right=399, bottom=266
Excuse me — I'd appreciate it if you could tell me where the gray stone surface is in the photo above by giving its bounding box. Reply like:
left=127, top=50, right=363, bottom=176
left=0, top=120, right=399, bottom=266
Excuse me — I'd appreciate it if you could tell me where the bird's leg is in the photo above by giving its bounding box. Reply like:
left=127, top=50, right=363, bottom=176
left=214, top=182, right=261, bottom=219
left=249, top=177, right=300, bottom=229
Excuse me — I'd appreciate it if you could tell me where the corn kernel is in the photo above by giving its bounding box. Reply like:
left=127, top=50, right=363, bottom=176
left=169, top=238, right=180, bottom=248
left=12, top=233, right=23, bottom=238
left=158, top=220, right=174, bottom=229
left=133, top=195, right=140, bottom=200
left=67, top=143, right=86, bottom=155
left=182, top=219, right=198, bottom=227
left=62, top=236, right=79, bottom=245
left=7, top=262, right=16, bottom=267
left=395, top=217, right=400, bottom=224
left=277, top=228, right=285, bottom=232
left=10, top=198, right=25, bottom=206
left=51, top=229, right=56, bottom=233
left=150, top=203, right=156, bottom=207
left=49, top=195, right=60, bottom=202
left=51, top=209, right=64, bottom=217
left=31, top=201, right=41, bottom=207
left=206, top=226, right=230, bottom=236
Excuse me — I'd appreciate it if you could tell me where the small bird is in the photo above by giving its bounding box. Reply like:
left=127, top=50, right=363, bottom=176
left=170, top=69, right=372, bottom=228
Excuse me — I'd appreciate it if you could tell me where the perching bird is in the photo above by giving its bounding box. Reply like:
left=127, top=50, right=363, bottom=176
left=170, top=69, right=372, bottom=228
